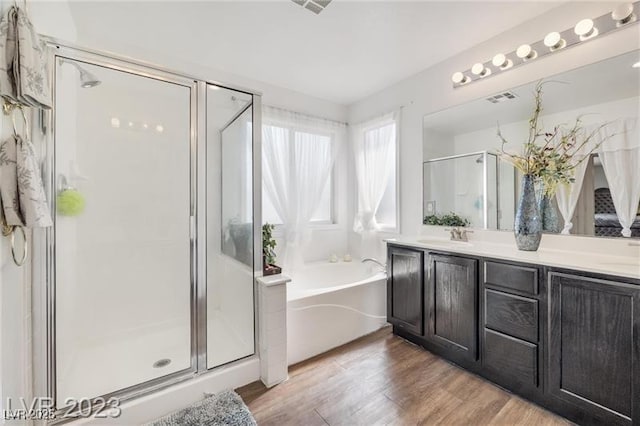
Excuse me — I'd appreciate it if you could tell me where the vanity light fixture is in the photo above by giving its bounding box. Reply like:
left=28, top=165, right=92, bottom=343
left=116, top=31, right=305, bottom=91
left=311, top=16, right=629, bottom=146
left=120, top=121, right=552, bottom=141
left=451, top=72, right=470, bottom=84
left=544, top=31, right=566, bottom=51
left=575, top=18, right=598, bottom=40
left=492, top=53, right=513, bottom=70
left=516, top=44, right=537, bottom=61
left=451, top=1, right=639, bottom=88
left=471, top=63, right=491, bottom=77
left=612, top=3, right=636, bottom=26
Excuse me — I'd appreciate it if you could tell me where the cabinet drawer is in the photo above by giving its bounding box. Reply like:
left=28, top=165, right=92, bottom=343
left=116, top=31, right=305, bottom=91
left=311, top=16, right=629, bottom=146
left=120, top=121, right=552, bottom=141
left=484, top=261, right=538, bottom=295
left=483, top=328, right=538, bottom=387
left=485, top=289, right=538, bottom=343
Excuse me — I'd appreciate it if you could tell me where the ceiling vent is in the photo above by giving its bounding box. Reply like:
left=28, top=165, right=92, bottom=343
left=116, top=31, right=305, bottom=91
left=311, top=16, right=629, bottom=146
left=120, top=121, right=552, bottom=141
left=291, top=0, right=333, bottom=15
left=486, top=91, right=518, bottom=104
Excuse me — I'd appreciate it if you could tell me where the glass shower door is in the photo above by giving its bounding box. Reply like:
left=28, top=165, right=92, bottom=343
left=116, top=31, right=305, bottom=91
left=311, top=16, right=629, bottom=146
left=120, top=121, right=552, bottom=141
left=206, top=85, right=255, bottom=368
left=54, top=57, right=195, bottom=405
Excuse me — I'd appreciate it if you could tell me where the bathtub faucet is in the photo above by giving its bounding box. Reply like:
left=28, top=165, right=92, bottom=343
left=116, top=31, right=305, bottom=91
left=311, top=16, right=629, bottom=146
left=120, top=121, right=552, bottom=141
left=362, top=258, right=387, bottom=273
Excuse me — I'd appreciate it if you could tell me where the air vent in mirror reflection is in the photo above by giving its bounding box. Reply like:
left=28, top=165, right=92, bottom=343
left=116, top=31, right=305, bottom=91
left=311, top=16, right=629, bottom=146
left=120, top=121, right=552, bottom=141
left=486, top=91, right=518, bottom=104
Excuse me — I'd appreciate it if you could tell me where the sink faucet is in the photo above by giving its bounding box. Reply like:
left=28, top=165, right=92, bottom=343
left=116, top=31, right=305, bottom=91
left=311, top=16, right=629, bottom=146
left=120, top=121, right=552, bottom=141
left=362, top=258, right=387, bottom=272
left=445, top=227, right=473, bottom=242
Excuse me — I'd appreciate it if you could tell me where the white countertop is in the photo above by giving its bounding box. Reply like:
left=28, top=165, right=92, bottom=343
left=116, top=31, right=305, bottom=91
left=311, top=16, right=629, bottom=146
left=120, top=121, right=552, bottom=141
left=386, top=235, right=640, bottom=281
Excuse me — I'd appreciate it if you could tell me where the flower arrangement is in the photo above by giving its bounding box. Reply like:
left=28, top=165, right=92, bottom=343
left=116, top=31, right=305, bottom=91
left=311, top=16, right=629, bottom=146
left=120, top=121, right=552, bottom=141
left=497, top=80, right=609, bottom=196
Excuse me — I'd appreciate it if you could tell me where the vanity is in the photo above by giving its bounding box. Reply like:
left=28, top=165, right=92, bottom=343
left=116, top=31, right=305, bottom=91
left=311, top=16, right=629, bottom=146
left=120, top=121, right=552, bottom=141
left=386, top=238, right=640, bottom=426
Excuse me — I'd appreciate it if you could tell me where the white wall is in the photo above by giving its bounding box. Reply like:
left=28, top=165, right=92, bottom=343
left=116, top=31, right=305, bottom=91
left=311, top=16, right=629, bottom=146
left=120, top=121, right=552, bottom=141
left=347, top=2, right=640, bottom=238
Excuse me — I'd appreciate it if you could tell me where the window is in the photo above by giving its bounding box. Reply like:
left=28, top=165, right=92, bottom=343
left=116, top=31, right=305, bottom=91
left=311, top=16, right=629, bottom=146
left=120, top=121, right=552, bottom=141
left=262, top=124, right=335, bottom=225
left=353, top=112, right=399, bottom=232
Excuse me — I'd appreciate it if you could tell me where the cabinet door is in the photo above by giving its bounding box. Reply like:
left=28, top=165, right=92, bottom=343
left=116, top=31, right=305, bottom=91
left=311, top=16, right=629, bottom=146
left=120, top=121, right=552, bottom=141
left=426, top=254, right=478, bottom=360
left=548, top=272, right=640, bottom=426
left=387, top=246, right=424, bottom=336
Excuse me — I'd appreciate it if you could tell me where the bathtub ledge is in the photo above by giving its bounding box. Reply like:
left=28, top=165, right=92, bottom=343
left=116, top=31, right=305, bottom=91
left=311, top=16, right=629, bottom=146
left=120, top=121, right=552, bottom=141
left=257, top=274, right=292, bottom=287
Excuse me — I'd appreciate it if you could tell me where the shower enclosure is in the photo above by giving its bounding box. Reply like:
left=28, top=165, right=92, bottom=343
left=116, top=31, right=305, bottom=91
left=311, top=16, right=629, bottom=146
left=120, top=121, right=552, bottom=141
left=33, top=42, right=261, bottom=415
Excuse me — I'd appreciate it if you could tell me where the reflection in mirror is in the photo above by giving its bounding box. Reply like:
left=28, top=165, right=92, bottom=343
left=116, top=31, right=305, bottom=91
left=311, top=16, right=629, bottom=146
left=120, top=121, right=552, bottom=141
left=423, top=152, right=514, bottom=229
left=423, top=49, right=640, bottom=238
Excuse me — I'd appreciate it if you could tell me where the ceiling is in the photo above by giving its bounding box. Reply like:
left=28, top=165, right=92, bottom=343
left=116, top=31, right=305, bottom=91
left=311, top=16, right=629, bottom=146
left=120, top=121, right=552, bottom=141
left=67, top=1, right=562, bottom=105
left=423, top=50, right=640, bottom=135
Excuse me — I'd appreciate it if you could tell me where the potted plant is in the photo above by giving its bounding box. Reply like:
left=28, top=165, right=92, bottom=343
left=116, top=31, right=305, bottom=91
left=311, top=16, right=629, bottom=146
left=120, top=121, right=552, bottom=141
left=423, top=212, right=470, bottom=227
left=497, top=80, right=609, bottom=251
left=262, top=223, right=281, bottom=276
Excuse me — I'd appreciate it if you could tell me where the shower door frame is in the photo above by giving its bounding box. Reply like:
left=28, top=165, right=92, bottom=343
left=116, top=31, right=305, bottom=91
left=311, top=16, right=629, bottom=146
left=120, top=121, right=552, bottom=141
left=33, top=39, right=263, bottom=419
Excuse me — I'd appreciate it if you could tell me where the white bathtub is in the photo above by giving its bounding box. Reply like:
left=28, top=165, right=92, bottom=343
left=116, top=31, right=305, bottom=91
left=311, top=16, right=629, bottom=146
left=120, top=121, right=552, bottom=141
left=287, top=261, right=388, bottom=365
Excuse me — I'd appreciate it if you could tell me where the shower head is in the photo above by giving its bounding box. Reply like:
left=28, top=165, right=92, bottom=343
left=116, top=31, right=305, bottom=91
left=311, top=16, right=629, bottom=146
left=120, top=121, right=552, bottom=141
left=77, top=67, right=101, bottom=88
left=60, top=59, right=101, bottom=88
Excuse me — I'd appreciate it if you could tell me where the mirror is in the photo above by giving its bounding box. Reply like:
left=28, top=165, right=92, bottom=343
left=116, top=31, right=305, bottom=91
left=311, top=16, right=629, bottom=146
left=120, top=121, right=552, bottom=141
left=423, top=49, right=640, bottom=238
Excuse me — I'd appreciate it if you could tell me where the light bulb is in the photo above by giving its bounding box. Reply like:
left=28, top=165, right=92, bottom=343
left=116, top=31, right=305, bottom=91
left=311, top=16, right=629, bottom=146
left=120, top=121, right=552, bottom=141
left=516, top=44, right=537, bottom=61
left=451, top=72, right=469, bottom=84
left=156, top=124, right=164, bottom=133
left=492, top=53, right=512, bottom=70
left=574, top=18, right=598, bottom=40
left=110, top=117, right=120, bottom=128
left=471, top=63, right=490, bottom=77
left=633, top=61, right=640, bottom=68
left=544, top=31, right=565, bottom=51
left=128, top=121, right=134, bottom=128
left=612, top=3, right=636, bottom=26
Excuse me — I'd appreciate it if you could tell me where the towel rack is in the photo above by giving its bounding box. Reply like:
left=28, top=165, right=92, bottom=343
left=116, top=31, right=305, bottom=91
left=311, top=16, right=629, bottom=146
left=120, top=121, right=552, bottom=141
left=0, top=214, right=27, bottom=267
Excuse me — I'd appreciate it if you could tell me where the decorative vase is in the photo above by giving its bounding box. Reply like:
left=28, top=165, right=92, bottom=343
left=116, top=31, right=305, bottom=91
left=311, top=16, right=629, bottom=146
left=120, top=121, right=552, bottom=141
left=538, top=194, right=562, bottom=234
left=514, top=174, right=542, bottom=251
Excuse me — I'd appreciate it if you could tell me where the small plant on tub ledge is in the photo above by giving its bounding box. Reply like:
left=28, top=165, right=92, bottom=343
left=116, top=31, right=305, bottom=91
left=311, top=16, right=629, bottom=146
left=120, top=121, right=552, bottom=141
left=262, top=223, right=281, bottom=276
left=423, top=212, right=470, bottom=227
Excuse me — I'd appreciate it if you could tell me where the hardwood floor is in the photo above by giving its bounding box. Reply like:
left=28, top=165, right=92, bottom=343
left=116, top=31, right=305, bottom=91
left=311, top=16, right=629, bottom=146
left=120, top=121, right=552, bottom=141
left=236, top=327, right=571, bottom=426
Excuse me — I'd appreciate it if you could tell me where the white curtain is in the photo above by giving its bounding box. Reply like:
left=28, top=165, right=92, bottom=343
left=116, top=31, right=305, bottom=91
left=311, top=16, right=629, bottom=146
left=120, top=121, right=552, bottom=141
left=597, top=117, right=640, bottom=237
left=262, top=106, right=345, bottom=270
left=351, top=110, right=399, bottom=258
left=555, top=129, right=594, bottom=235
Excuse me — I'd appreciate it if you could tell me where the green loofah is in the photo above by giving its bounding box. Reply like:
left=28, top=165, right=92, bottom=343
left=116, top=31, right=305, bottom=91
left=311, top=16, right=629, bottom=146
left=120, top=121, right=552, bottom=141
left=57, top=189, right=85, bottom=216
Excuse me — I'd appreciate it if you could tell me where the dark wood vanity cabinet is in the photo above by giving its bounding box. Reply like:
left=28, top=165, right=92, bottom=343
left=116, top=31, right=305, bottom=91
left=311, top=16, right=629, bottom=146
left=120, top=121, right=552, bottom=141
left=426, top=254, right=478, bottom=362
left=481, top=261, right=541, bottom=395
left=386, top=246, right=424, bottom=336
left=547, top=271, right=640, bottom=426
left=386, top=243, right=640, bottom=426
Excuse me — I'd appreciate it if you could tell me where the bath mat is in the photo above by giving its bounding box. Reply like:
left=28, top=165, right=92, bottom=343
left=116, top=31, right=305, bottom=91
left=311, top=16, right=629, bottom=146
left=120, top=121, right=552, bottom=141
left=145, top=390, right=256, bottom=426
